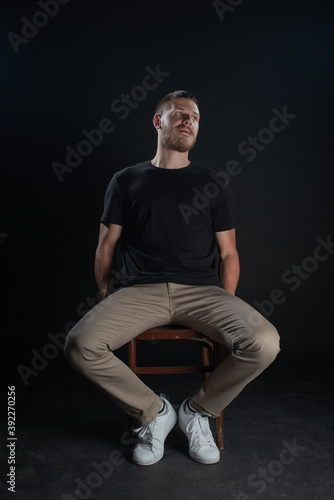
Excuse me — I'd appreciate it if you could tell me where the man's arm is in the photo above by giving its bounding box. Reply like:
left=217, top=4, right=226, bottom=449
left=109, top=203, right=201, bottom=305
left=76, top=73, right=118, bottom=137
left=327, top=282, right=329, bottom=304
left=95, top=222, right=123, bottom=299
left=216, top=229, right=240, bottom=295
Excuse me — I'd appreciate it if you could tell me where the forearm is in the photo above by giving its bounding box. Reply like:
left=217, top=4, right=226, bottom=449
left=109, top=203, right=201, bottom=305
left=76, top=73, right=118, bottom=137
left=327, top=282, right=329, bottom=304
left=94, top=247, right=114, bottom=299
left=219, top=252, right=240, bottom=295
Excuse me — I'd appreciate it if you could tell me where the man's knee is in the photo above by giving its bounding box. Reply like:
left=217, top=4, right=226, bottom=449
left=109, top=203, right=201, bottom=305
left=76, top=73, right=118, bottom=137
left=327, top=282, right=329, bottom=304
left=253, top=322, right=280, bottom=367
left=63, top=321, right=95, bottom=365
left=64, top=319, right=112, bottom=367
left=63, top=326, right=82, bottom=366
left=237, top=318, right=280, bottom=367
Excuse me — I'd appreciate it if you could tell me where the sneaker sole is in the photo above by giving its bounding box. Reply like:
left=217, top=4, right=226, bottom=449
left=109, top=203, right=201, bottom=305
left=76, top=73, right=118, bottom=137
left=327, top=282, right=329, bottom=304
left=133, top=451, right=164, bottom=466
left=189, top=449, right=220, bottom=465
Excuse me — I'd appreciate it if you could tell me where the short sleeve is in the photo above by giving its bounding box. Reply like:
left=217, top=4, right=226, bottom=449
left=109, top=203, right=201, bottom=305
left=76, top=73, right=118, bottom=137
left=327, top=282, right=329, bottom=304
left=100, top=175, right=124, bottom=225
left=212, top=182, right=235, bottom=232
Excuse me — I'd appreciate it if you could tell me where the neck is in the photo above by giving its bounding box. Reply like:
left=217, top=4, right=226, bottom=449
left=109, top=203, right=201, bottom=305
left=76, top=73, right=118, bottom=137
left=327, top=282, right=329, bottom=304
left=151, top=146, right=190, bottom=170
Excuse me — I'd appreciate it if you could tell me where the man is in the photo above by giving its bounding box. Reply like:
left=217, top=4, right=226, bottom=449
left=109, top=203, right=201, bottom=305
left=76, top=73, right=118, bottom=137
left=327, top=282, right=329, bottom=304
left=64, top=90, right=280, bottom=466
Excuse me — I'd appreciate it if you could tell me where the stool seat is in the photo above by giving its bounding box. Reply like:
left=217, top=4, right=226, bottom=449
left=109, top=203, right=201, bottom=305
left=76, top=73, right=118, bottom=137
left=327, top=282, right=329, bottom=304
left=127, top=325, right=224, bottom=449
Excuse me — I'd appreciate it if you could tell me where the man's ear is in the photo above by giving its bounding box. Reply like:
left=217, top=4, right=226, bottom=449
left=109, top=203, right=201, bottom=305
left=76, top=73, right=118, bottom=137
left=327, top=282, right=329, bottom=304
left=152, top=113, right=161, bottom=129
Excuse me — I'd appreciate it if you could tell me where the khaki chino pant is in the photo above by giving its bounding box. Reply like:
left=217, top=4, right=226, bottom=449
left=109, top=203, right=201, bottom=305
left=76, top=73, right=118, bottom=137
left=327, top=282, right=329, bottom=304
left=64, top=283, right=280, bottom=426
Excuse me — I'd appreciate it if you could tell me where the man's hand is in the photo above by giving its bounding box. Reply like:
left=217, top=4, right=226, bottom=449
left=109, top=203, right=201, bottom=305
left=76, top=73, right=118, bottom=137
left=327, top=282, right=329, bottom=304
left=100, top=285, right=112, bottom=300
left=216, top=229, right=240, bottom=295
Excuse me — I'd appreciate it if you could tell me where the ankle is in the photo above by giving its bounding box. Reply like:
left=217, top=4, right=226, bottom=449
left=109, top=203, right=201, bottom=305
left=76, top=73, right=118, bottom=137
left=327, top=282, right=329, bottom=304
left=187, top=399, right=204, bottom=415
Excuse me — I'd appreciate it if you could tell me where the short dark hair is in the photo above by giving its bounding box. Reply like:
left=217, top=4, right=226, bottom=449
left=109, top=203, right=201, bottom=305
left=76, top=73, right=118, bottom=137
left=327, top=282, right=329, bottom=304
left=155, top=90, right=198, bottom=115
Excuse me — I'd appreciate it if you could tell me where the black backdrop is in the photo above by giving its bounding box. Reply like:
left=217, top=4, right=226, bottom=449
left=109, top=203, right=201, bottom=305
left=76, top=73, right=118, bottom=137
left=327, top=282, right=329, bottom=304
left=1, top=0, right=333, bottom=389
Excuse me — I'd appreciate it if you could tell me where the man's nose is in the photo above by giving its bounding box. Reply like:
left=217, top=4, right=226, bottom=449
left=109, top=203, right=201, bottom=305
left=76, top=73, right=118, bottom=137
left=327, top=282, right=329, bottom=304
left=182, top=115, right=192, bottom=125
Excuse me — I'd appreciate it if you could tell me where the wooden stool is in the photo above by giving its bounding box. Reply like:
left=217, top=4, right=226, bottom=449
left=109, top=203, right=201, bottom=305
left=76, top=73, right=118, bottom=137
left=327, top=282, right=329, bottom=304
left=127, top=325, right=224, bottom=449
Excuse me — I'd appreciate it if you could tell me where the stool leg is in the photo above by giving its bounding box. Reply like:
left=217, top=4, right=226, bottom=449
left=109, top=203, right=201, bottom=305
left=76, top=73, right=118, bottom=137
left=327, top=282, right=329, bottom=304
left=127, top=339, right=136, bottom=372
left=216, top=413, right=224, bottom=450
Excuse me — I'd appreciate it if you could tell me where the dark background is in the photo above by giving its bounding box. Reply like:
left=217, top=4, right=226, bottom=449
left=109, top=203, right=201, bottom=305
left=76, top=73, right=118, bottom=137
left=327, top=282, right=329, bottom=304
left=1, top=0, right=333, bottom=391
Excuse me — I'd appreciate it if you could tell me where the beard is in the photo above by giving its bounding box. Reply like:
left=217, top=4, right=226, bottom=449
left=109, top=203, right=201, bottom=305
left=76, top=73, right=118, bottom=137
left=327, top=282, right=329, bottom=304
left=161, top=126, right=197, bottom=153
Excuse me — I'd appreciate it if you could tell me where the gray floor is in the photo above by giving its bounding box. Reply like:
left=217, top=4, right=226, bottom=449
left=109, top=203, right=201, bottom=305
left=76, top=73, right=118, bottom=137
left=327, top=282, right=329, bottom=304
left=1, top=358, right=333, bottom=500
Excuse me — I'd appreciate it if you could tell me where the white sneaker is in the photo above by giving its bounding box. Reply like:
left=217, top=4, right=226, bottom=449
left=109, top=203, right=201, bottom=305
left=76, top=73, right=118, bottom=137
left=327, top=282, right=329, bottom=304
left=132, top=397, right=177, bottom=466
left=178, top=398, right=220, bottom=464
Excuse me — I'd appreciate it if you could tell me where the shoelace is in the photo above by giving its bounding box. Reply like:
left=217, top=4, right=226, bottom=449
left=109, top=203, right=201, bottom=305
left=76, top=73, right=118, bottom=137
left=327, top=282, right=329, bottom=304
left=135, top=419, right=160, bottom=448
left=186, top=414, right=216, bottom=449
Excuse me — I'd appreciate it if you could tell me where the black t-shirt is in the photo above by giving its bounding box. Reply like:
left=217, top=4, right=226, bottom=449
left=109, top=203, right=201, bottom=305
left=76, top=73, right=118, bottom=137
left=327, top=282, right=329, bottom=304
left=101, top=160, right=235, bottom=290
